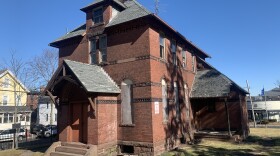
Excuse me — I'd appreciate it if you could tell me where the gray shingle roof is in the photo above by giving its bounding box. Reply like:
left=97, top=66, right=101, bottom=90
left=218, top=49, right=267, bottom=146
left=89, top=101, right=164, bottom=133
left=265, top=88, right=280, bottom=97
left=64, top=60, right=120, bottom=93
left=191, top=69, right=247, bottom=98
left=81, top=0, right=126, bottom=11
left=106, top=0, right=151, bottom=27
left=0, top=106, right=32, bottom=113
left=49, top=24, right=86, bottom=46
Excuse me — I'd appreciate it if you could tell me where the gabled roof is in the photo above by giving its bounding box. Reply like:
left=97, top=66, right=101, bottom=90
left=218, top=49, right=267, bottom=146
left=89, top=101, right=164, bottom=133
left=49, top=24, right=86, bottom=47
left=64, top=60, right=120, bottom=93
left=106, top=0, right=151, bottom=27
left=47, top=60, right=120, bottom=94
left=50, top=0, right=210, bottom=58
left=265, top=88, right=280, bottom=97
left=0, top=70, right=6, bottom=75
left=0, top=70, right=30, bottom=93
left=191, top=59, right=248, bottom=98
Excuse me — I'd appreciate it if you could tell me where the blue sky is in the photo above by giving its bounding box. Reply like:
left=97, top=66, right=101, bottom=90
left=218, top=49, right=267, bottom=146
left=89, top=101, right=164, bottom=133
left=0, top=0, right=279, bottom=96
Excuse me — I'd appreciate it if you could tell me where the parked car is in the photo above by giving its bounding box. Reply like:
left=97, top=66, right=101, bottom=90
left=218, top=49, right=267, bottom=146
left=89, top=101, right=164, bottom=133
left=30, top=124, right=45, bottom=135
left=37, top=125, right=57, bottom=137
left=0, top=128, right=26, bottom=142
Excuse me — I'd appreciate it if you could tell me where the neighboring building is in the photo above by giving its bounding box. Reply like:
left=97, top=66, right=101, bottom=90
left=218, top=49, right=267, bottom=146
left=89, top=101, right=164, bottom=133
left=37, top=96, right=57, bottom=126
left=0, top=70, right=32, bottom=130
left=46, top=0, right=249, bottom=155
left=247, top=88, right=280, bottom=122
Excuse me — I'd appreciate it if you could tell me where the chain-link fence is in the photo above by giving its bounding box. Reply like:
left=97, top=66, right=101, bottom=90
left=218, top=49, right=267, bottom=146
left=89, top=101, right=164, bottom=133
left=0, top=128, right=57, bottom=150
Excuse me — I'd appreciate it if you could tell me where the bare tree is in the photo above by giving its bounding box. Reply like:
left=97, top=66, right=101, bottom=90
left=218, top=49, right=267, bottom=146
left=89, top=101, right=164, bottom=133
left=275, top=80, right=280, bottom=88
left=27, top=48, right=58, bottom=88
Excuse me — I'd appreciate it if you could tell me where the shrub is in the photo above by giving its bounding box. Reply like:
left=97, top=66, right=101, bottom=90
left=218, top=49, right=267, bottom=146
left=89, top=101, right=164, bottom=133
left=268, top=119, right=277, bottom=122
left=259, top=119, right=269, bottom=124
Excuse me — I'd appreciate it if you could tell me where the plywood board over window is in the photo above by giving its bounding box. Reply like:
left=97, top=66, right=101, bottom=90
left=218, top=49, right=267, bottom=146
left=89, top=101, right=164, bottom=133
left=121, top=79, right=133, bottom=125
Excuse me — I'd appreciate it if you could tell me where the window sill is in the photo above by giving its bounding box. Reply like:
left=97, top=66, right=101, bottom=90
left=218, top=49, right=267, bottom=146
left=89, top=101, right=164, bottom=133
left=119, top=124, right=135, bottom=127
left=90, top=22, right=105, bottom=29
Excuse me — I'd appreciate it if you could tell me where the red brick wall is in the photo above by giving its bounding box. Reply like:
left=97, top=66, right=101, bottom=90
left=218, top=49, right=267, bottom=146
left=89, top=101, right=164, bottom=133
left=148, top=27, right=197, bottom=150
left=59, top=36, right=89, bottom=65
left=96, top=95, right=118, bottom=145
left=104, top=23, right=154, bottom=143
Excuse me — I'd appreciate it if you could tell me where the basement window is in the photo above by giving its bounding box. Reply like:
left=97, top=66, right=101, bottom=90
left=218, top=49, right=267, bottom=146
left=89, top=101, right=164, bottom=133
left=120, top=145, right=134, bottom=154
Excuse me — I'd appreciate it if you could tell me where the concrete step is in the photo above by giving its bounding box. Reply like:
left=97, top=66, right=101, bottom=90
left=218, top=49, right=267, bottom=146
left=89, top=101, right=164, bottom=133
left=50, top=151, right=83, bottom=156
left=61, top=142, right=89, bottom=149
left=55, top=146, right=88, bottom=155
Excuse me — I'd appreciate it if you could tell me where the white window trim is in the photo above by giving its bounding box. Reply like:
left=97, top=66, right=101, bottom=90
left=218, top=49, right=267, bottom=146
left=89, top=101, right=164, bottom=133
left=3, top=78, right=9, bottom=88
left=2, top=95, right=8, bottom=106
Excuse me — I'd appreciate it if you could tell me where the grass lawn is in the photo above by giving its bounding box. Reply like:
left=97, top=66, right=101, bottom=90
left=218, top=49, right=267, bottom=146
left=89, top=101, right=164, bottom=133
left=162, top=128, right=280, bottom=156
left=0, top=145, right=48, bottom=156
left=0, top=149, right=43, bottom=156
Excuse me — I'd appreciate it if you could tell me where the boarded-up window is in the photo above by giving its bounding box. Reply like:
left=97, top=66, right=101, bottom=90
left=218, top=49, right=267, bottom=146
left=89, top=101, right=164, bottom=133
left=174, top=82, right=180, bottom=118
left=162, top=79, right=168, bottom=122
left=99, top=36, right=107, bottom=62
left=184, top=84, right=189, bottom=118
left=121, top=79, right=133, bottom=125
left=192, top=55, right=196, bottom=72
left=90, top=39, right=97, bottom=64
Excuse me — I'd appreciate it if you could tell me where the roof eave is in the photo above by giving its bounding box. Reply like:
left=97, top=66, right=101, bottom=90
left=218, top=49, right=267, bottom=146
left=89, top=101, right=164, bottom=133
left=49, top=35, right=84, bottom=48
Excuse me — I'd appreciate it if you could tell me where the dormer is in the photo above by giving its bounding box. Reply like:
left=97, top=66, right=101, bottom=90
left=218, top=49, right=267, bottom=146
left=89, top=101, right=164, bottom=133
left=81, top=0, right=126, bottom=29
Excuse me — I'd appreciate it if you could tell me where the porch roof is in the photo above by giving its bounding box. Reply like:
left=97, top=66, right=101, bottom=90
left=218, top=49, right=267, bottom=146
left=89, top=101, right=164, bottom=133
left=56, top=60, right=120, bottom=94
left=0, top=106, right=32, bottom=113
left=191, top=69, right=247, bottom=98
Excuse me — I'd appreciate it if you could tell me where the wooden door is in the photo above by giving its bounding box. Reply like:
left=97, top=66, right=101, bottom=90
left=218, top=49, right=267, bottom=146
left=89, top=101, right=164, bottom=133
left=71, top=103, right=83, bottom=142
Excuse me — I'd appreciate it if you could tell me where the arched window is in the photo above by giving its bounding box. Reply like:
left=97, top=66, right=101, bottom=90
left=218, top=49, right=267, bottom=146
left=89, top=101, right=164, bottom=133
left=121, top=79, right=133, bottom=125
left=184, top=84, right=190, bottom=118
left=162, top=79, right=168, bottom=122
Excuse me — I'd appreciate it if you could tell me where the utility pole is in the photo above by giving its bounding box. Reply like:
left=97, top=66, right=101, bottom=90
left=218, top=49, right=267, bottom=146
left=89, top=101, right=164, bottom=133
left=13, top=81, right=18, bottom=149
left=155, top=0, right=159, bottom=15
left=246, top=80, right=256, bottom=128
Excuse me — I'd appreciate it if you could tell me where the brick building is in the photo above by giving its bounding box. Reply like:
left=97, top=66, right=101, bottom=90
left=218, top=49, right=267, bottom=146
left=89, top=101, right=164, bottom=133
left=45, top=0, right=249, bottom=155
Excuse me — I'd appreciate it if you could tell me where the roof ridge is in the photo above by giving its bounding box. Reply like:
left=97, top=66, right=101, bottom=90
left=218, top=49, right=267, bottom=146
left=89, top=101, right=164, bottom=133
left=130, top=0, right=151, bottom=14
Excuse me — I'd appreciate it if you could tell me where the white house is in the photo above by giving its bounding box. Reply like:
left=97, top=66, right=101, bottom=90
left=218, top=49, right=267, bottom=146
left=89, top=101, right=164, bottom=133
left=247, top=88, right=280, bottom=122
left=37, top=96, right=57, bottom=126
left=0, top=70, right=32, bottom=130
